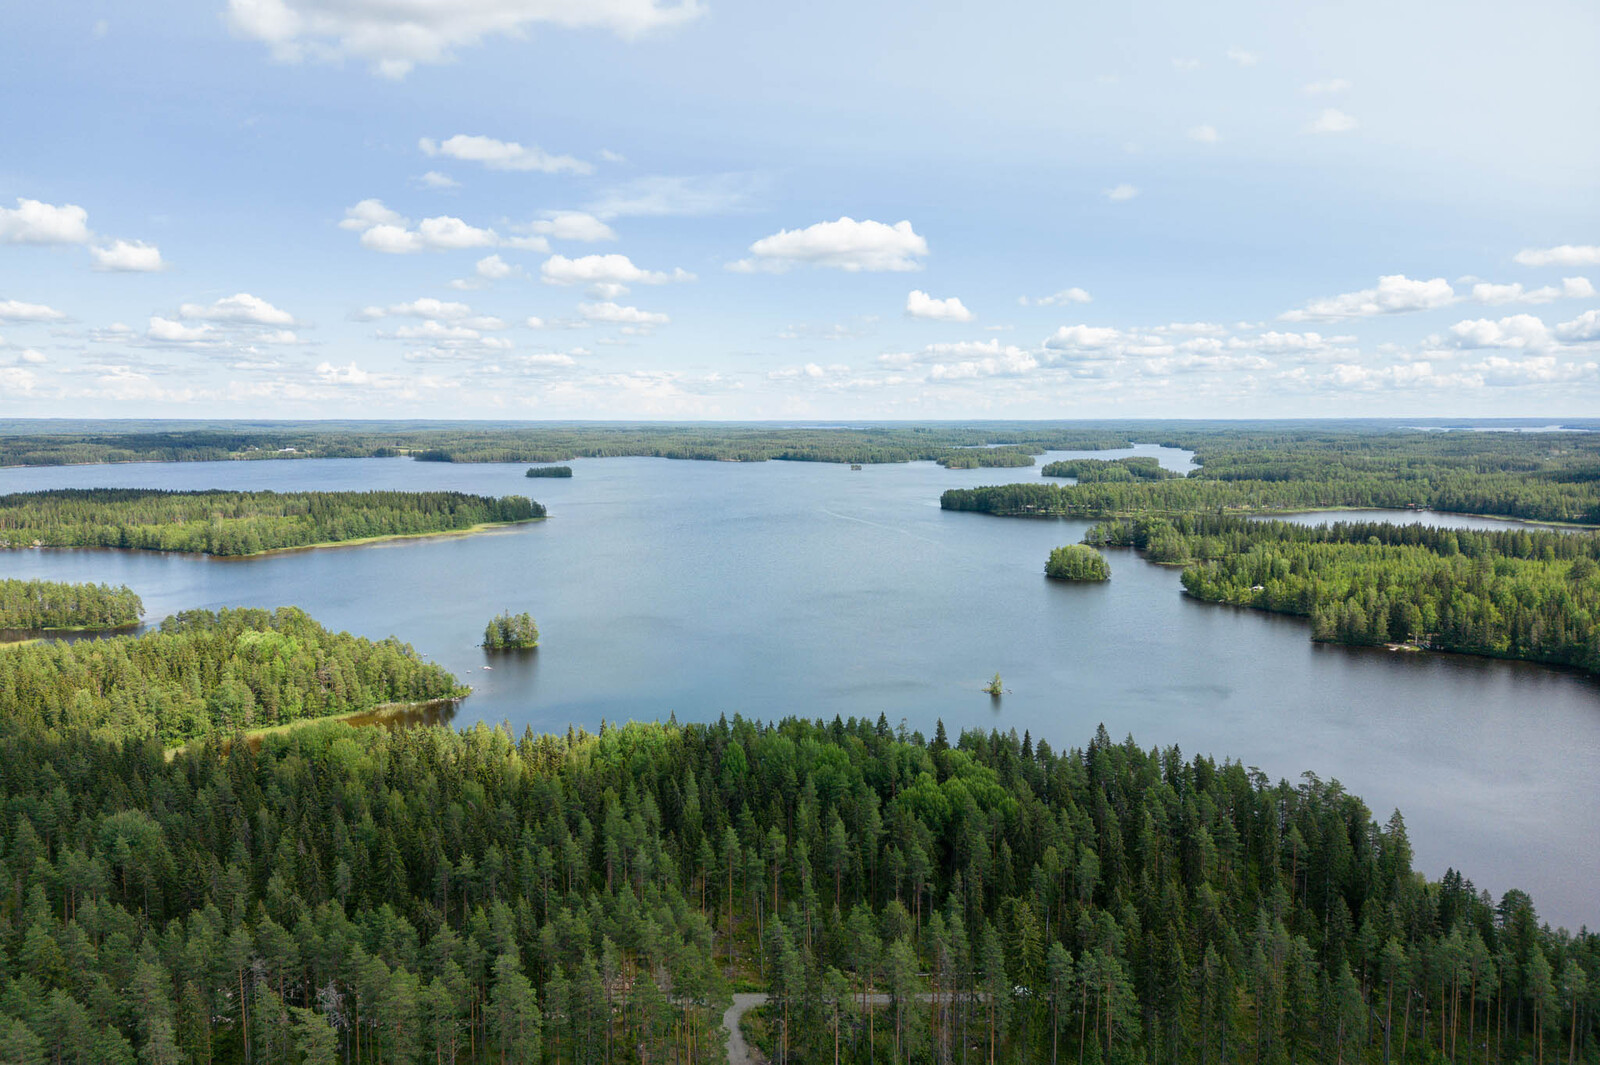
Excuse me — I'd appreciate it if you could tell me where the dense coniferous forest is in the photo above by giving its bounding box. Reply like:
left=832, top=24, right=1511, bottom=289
left=0, top=579, right=143, bottom=632
left=0, top=714, right=1590, bottom=1065
left=0, top=606, right=463, bottom=744
left=936, top=448, right=1038, bottom=469
left=1041, top=457, right=1180, bottom=482
left=526, top=466, right=574, bottom=478
left=1045, top=545, right=1112, bottom=582
left=0, top=489, right=542, bottom=556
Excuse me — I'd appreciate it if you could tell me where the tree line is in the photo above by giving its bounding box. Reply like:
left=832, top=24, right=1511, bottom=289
left=0, top=712, right=1590, bottom=1064
left=1041, top=457, right=1180, bottom=483
left=0, top=579, right=143, bottom=632
left=0, top=489, right=543, bottom=556
left=0, top=606, right=463, bottom=744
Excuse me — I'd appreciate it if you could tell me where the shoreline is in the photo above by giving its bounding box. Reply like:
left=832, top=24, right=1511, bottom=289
left=0, top=517, right=544, bottom=561
left=969, top=503, right=1600, bottom=530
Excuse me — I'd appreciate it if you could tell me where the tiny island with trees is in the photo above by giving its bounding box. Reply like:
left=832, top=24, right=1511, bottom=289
left=1045, top=544, right=1112, bottom=581
left=525, top=465, right=573, bottom=478
left=483, top=611, right=540, bottom=650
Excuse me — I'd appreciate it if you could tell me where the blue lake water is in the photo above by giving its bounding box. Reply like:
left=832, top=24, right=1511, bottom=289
left=1, top=446, right=1596, bottom=929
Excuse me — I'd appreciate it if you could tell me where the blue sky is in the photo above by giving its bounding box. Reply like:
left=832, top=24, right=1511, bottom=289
left=2, top=0, right=1597, bottom=418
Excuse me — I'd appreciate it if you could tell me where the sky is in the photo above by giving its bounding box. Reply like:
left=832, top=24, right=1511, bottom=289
left=1, top=0, right=1598, bottom=420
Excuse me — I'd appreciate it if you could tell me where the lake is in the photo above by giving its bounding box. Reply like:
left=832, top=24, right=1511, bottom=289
left=1, top=446, right=1596, bottom=929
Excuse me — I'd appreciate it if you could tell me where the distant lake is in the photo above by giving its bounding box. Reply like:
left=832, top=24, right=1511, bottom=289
left=1, top=446, right=1596, bottom=930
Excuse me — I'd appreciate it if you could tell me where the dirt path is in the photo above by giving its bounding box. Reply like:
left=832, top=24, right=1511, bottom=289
left=722, top=993, right=770, bottom=1065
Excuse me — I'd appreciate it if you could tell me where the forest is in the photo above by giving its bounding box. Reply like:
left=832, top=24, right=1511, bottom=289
left=0, top=712, right=1589, bottom=1065
left=0, top=579, right=143, bottom=632
left=484, top=612, right=540, bottom=650
left=936, top=448, right=1037, bottom=470
left=0, top=606, right=463, bottom=744
left=1040, top=457, right=1180, bottom=483
left=526, top=467, right=574, bottom=478
left=0, top=489, right=543, bottom=556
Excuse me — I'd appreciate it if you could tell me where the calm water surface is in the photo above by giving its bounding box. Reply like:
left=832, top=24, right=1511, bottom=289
left=1, top=447, right=1596, bottom=929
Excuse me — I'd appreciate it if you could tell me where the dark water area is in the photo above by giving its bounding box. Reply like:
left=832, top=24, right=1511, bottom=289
left=1, top=447, right=1597, bottom=929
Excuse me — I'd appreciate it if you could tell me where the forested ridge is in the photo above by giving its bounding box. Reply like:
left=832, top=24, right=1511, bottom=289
left=0, top=606, right=463, bottom=744
left=0, top=579, right=143, bottom=632
left=0, top=714, right=1590, bottom=1065
left=0, top=489, right=542, bottom=556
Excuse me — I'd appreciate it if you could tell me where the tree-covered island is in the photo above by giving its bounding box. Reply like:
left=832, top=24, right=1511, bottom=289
left=1045, top=544, right=1112, bottom=581
left=484, top=611, right=540, bottom=649
left=0, top=488, right=543, bottom=556
left=526, top=465, right=574, bottom=478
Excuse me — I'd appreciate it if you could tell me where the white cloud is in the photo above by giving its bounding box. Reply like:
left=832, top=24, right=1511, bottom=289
left=1105, top=184, right=1139, bottom=202
left=1020, top=287, right=1092, bottom=307
left=1045, top=325, right=1124, bottom=350
left=1471, top=277, right=1593, bottom=305
left=1225, top=47, right=1259, bottom=66
left=0, top=199, right=91, bottom=244
left=1172, top=58, right=1200, bottom=72
left=147, top=317, right=215, bottom=343
left=178, top=293, right=295, bottom=325
left=541, top=253, right=691, bottom=286
left=420, top=134, right=591, bottom=175
left=1282, top=275, right=1455, bottom=320
left=525, top=317, right=547, bottom=329
left=419, top=171, right=459, bottom=189
left=588, top=174, right=760, bottom=219
left=1304, top=78, right=1351, bottom=94
left=340, top=199, right=404, bottom=231
left=0, top=299, right=67, bottom=323
left=1447, top=314, right=1552, bottom=350
left=1514, top=245, right=1600, bottom=268
left=1188, top=124, right=1219, bottom=143
left=1307, top=108, right=1358, bottom=133
left=1470, top=355, right=1596, bottom=386
left=906, top=290, right=974, bottom=322
left=359, top=298, right=476, bottom=321
left=524, top=211, right=616, bottom=242
left=89, top=239, right=165, bottom=272
left=578, top=301, right=670, bottom=325
left=475, top=254, right=519, bottom=281
left=1555, top=310, right=1600, bottom=342
left=316, top=361, right=371, bottom=384
left=226, top=0, right=706, bottom=79
left=359, top=225, right=425, bottom=254
left=416, top=215, right=498, bottom=250
left=0, top=367, right=38, bottom=394
left=18, top=349, right=47, bottom=364
left=876, top=339, right=1038, bottom=380
left=387, top=321, right=483, bottom=341
left=730, top=217, right=929, bottom=273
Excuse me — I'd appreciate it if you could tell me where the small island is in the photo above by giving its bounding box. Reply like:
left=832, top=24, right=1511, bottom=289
left=483, top=611, right=540, bottom=650
left=525, top=465, right=573, bottom=478
left=986, top=672, right=1004, bottom=697
left=1046, top=543, right=1112, bottom=581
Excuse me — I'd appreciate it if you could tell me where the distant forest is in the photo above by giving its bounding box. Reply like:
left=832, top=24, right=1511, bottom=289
left=0, top=606, right=462, bottom=744
left=0, top=489, right=542, bottom=556
left=0, top=578, right=143, bottom=632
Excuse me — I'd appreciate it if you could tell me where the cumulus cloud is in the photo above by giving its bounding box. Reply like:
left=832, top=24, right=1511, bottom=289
left=1446, top=314, right=1552, bottom=350
left=541, top=253, right=692, bottom=287
left=906, top=290, right=974, bottom=322
left=1282, top=275, right=1455, bottom=320
left=1020, top=287, right=1092, bottom=307
left=226, top=0, right=706, bottom=79
left=340, top=199, right=403, bottom=231
left=0, top=299, right=67, bottom=323
left=1307, top=108, right=1358, bottom=133
left=729, top=217, right=928, bottom=273
left=178, top=293, right=294, bottom=325
left=1187, top=124, right=1219, bottom=143
left=1045, top=325, right=1125, bottom=350
left=1555, top=310, right=1600, bottom=342
left=316, top=361, right=371, bottom=384
left=877, top=339, right=1038, bottom=380
left=146, top=317, right=215, bottom=343
left=418, top=171, right=459, bottom=189
left=1470, top=277, right=1593, bottom=305
left=358, top=297, right=476, bottom=321
left=1104, top=184, right=1139, bottom=202
left=1514, top=245, right=1600, bottom=268
left=89, top=239, right=165, bottom=272
left=340, top=198, right=546, bottom=254
left=0, top=198, right=91, bottom=244
left=420, top=134, right=591, bottom=175
left=577, top=301, right=670, bottom=326
left=474, top=254, right=519, bottom=281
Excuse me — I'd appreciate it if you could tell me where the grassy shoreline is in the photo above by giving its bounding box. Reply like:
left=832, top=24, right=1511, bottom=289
left=162, top=696, right=466, bottom=760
